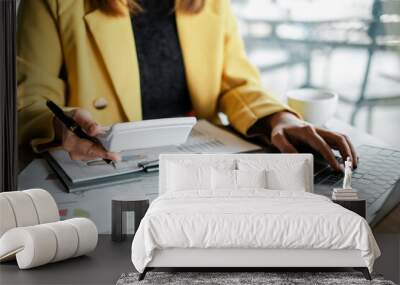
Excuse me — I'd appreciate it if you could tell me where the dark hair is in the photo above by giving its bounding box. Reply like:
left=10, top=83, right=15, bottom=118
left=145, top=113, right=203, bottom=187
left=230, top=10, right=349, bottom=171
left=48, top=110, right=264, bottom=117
left=97, top=0, right=205, bottom=16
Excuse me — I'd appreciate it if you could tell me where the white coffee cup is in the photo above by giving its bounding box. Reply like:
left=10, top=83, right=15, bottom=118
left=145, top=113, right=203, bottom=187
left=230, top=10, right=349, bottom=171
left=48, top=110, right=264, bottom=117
left=287, top=88, right=338, bottom=126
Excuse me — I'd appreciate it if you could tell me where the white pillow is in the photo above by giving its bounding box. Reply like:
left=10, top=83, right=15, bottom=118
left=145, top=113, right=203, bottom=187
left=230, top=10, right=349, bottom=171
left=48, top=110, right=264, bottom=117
left=267, top=162, right=308, bottom=191
left=236, top=169, right=267, bottom=189
left=167, top=163, right=211, bottom=191
left=211, top=169, right=236, bottom=190
left=211, top=169, right=268, bottom=190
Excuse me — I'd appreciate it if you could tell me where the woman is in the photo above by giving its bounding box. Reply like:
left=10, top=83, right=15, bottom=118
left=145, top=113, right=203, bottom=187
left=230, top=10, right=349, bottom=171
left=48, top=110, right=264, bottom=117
left=17, top=0, right=357, bottom=171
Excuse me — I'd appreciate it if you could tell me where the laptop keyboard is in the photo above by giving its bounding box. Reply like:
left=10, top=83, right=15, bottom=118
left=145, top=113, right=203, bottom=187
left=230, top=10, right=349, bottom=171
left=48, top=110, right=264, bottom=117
left=315, top=145, right=400, bottom=223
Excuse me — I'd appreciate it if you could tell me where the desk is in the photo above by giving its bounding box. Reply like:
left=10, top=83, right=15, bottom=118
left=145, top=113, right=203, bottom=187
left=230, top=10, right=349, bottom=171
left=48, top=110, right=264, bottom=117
left=5, top=118, right=399, bottom=285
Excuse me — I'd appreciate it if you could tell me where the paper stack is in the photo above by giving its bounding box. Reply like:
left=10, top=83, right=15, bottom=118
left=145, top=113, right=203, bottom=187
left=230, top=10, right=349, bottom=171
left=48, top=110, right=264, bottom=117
left=332, top=188, right=359, bottom=200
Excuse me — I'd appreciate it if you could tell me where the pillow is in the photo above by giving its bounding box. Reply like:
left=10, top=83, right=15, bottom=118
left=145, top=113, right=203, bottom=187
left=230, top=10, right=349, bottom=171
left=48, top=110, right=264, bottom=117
left=211, top=169, right=268, bottom=190
left=266, top=162, right=308, bottom=191
left=167, top=163, right=211, bottom=191
left=166, top=159, right=236, bottom=192
left=211, top=169, right=236, bottom=190
left=236, top=169, right=267, bottom=189
left=238, top=158, right=310, bottom=192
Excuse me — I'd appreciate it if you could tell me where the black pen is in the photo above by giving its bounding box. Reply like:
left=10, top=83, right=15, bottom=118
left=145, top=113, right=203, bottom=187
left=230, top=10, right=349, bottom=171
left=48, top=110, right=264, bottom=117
left=46, top=100, right=114, bottom=166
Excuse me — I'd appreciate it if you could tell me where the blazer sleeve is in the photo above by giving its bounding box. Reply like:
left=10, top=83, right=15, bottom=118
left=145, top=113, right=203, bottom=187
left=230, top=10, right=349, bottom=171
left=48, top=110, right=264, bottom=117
left=218, top=0, right=299, bottom=136
left=17, top=0, right=68, bottom=152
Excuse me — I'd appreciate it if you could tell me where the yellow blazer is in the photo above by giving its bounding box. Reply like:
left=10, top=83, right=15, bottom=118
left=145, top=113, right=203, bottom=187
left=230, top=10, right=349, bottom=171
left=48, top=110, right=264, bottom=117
left=17, top=0, right=293, bottom=151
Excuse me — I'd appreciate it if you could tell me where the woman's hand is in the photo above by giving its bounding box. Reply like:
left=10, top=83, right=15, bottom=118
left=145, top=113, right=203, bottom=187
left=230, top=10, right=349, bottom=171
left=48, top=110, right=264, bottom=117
left=53, top=109, right=120, bottom=162
left=265, top=111, right=358, bottom=172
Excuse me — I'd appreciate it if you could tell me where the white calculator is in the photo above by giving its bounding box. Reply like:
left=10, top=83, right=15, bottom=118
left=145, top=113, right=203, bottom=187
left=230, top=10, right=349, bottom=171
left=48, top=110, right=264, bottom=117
left=97, top=117, right=197, bottom=152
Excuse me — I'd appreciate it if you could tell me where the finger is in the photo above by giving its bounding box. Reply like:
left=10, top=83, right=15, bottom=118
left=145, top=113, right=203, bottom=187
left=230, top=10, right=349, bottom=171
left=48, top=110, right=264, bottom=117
left=73, top=109, right=102, bottom=136
left=69, top=148, right=117, bottom=162
left=316, top=129, right=353, bottom=165
left=343, top=135, right=358, bottom=168
left=287, top=126, right=341, bottom=171
left=76, top=140, right=121, bottom=161
left=271, top=132, right=298, bottom=153
left=62, top=131, right=81, bottom=153
left=79, top=141, right=121, bottom=162
left=83, top=152, right=121, bottom=162
left=308, top=133, right=342, bottom=172
left=64, top=134, right=107, bottom=160
left=316, top=129, right=357, bottom=169
left=78, top=140, right=110, bottom=159
left=66, top=140, right=99, bottom=161
left=87, top=123, right=103, bottom=136
left=106, top=152, right=122, bottom=161
left=69, top=153, right=84, bottom=161
left=69, top=153, right=100, bottom=162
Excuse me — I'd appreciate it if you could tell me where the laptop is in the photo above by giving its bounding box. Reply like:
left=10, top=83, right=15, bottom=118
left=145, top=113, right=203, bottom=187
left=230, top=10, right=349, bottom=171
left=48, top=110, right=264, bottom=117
left=313, top=144, right=400, bottom=226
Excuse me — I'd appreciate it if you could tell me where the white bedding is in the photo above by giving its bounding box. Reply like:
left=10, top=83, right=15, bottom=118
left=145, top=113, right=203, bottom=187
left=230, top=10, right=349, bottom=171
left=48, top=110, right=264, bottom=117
left=131, top=190, right=380, bottom=273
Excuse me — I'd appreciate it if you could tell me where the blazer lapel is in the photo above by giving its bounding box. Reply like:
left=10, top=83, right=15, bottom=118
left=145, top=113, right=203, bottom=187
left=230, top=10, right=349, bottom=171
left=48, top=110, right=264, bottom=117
left=176, top=8, right=221, bottom=117
left=85, top=9, right=142, bottom=121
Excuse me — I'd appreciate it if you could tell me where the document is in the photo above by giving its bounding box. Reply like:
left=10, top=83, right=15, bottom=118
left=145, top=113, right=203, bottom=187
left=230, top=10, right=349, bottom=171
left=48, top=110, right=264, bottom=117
left=47, top=120, right=262, bottom=189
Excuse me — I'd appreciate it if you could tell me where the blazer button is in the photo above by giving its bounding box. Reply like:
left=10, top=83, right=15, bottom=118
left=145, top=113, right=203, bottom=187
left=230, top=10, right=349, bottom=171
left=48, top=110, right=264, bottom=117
left=93, top=97, right=108, bottom=110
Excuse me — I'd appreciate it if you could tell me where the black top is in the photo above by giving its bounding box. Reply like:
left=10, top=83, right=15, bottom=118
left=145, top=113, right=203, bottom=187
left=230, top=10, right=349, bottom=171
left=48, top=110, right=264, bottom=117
left=131, top=0, right=192, bottom=120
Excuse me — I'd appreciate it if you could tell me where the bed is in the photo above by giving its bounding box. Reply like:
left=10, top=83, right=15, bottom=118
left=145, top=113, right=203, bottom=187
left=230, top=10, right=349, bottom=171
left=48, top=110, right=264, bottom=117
left=131, top=154, right=380, bottom=280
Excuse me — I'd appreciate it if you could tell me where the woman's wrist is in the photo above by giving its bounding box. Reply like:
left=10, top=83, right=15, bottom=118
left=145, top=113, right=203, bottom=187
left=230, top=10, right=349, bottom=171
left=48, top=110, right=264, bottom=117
left=247, top=111, right=299, bottom=138
left=265, top=111, right=301, bottom=131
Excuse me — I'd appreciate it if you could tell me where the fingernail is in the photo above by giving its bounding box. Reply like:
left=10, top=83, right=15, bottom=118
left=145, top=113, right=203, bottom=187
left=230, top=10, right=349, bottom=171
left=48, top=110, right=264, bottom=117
left=109, top=153, right=121, bottom=162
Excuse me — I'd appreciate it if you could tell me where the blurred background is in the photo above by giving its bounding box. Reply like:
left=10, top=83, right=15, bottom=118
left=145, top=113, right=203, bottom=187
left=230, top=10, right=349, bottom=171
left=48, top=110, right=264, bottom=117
left=232, top=0, right=400, bottom=147
left=15, top=0, right=400, bottom=146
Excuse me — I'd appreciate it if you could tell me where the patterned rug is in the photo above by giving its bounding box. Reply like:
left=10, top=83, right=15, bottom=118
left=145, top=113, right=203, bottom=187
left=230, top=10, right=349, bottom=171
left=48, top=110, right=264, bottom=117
left=116, top=271, right=396, bottom=285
